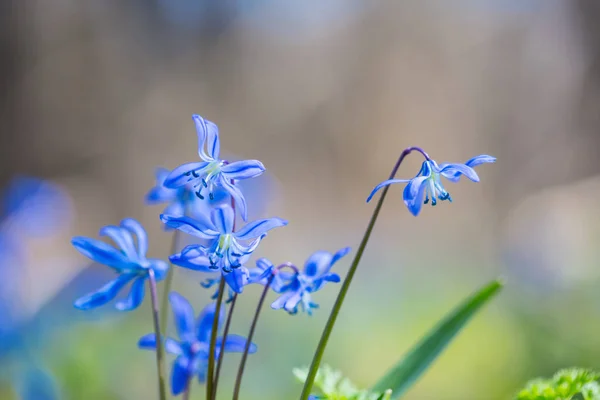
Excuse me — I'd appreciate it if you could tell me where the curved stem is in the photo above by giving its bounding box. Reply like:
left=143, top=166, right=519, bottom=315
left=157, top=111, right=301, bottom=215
left=160, top=230, right=181, bottom=340
left=147, top=269, right=167, bottom=400
left=206, top=278, right=226, bottom=400
left=212, top=293, right=238, bottom=399
left=232, top=274, right=274, bottom=400
left=299, top=147, right=427, bottom=400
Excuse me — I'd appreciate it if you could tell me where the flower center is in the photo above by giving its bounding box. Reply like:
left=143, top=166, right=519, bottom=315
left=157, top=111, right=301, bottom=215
left=209, top=234, right=242, bottom=272
left=192, top=161, right=224, bottom=200
left=423, top=173, right=452, bottom=206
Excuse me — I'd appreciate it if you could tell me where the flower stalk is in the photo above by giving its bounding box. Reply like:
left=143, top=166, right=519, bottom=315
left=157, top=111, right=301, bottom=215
left=147, top=268, right=168, bottom=400
left=299, top=147, right=429, bottom=400
left=160, top=229, right=180, bottom=339
left=233, top=273, right=275, bottom=400
left=205, top=278, right=226, bottom=400
left=212, top=293, right=238, bottom=399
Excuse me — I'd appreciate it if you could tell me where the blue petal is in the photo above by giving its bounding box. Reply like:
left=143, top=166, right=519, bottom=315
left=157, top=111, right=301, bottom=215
left=193, top=114, right=220, bottom=161
left=138, top=333, right=182, bottom=355
left=171, top=355, right=191, bottom=395
left=138, top=333, right=157, bottom=350
left=163, top=162, right=210, bottom=188
left=439, top=163, right=479, bottom=182
left=224, top=268, right=248, bottom=294
left=331, top=246, right=351, bottom=266
left=196, top=302, right=224, bottom=343
left=115, top=277, right=146, bottom=311
left=402, top=176, right=429, bottom=216
left=310, top=273, right=341, bottom=292
left=71, top=237, right=137, bottom=270
left=234, top=217, right=288, bottom=241
left=146, top=168, right=175, bottom=203
left=170, top=247, right=213, bottom=272
left=466, top=154, right=496, bottom=168
left=366, top=179, right=410, bottom=203
left=99, top=225, right=138, bottom=261
left=163, top=199, right=185, bottom=219
left=271, top=290, right=302, bottom=312
left=221, top=160, right=265, bottom=180
left=160, top=214, right=219, bottom=239
left=304, top=251, right=333, bottom=277
left=145, top=186, right=175, bottom=204
left=169, top=292, right=196, bottom=343
left=120, top=218, right=148, bottom=258
left=74, top=273, right=137, bottom=310
left=218, top=176, right=249, bottom=221
left=210, top=205, right=234, bottom=234
left=220, top=334, right=257, bottom=353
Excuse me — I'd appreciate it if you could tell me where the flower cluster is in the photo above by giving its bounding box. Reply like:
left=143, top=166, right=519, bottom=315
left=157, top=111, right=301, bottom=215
left=70, top=114, right=494, bottom=399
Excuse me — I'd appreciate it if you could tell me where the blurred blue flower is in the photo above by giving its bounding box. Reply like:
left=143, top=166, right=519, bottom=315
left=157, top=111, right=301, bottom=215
left=138, top=292, right=256, bottom=395
left=163, top=114, right=265, bottom=220
left=146, top=167, right=229, bottom=225
left=162, top=204, right=287, bottom=292
left=1, top=175, right=72, bottom=236
left=17, top=364, right=59, bottom=400
left=367, top=155, right=495, bottom=216
left=0, top=176, right=73, bottom=399
left=72, top=218, right=168, bottom=311
left=271, top=247, right=350, bottom=315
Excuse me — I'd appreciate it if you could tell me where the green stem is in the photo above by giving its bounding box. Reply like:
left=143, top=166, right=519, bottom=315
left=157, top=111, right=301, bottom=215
left=206, top=278, right=226, bottom=400
left=299, top=147, right=426, bottom=400
left=148, top=269, right=168, bottom=400
left=160, top=230, right=180, bottom=337
left=233, top=275, right=274, bottom=400
left=212, top=293, right=237, bottom=399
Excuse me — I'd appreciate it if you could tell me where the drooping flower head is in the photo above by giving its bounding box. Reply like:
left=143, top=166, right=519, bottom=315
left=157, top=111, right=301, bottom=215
left=269, top=247, right=351, bottom=315
left=162, top=205, right=287, bottom=293
left=163, top=114, right=265, bottom=220
left=71, top=219, right=168, bottom=311
left=367, top=154, right=495, bottom=216
left=138, top=293, right=256, bottom=396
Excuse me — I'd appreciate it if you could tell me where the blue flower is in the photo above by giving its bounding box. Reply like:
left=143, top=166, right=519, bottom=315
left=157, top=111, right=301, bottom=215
left=271, top=247, right=351, bottom=315
left=367, top=154, right=495, bottom=216
left=72, top=218, right=168, bottom=311
left=162, top=205, right=287, bottom=292
left=163, top=114, right=265, bottom=220
left=138, top=292, right=256, bottom=395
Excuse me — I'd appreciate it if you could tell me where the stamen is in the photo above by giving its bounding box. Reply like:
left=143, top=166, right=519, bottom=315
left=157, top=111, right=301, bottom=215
left=191, top=170, right=200, bottom=178
left=195, top=190, right=205, bottom=200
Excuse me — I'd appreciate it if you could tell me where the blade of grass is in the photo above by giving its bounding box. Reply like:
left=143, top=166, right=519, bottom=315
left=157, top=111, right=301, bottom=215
left=370, top=278, right=504, bottom=398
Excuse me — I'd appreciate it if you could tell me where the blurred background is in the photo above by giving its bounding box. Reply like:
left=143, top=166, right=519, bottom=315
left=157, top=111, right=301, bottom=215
left=2, top=0, right=600, bottom=399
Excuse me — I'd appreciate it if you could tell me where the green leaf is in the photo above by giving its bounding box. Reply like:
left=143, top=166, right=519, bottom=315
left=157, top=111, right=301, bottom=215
left=370, top=278, right=504, bottom=398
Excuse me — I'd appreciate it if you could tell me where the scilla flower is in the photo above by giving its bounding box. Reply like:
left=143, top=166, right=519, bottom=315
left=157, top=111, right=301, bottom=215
left=271, top=247, right=351, bottom=315
left=138, top=293, right=256, bottom=395
left=162, top=205, right=287, bottom=288
left=367, top=154, right=495, bottom=216
left=72, top=219, right=168, bottom=311
left=163, top=114, right=265, bottom=220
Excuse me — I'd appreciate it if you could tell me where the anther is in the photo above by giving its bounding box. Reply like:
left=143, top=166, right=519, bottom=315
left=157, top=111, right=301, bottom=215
left=195, top=191, right=204, bottom=200
left=191, top=170, right=200, bottom=178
